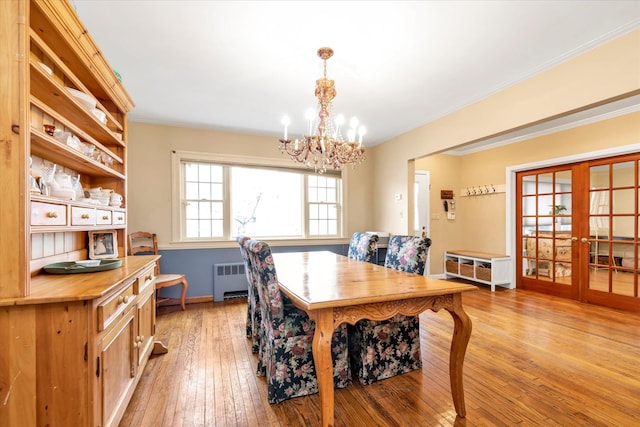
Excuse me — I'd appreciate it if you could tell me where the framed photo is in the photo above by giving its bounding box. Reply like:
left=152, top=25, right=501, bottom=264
left=89, top=230, right=118, bottom=259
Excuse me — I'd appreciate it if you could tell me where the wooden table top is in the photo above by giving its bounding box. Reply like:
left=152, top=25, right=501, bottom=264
left=273, top=251, right=477, bottom=311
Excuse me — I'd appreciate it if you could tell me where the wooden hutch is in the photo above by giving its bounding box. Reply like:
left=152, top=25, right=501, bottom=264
left=1, top=1, right=158, bottom=425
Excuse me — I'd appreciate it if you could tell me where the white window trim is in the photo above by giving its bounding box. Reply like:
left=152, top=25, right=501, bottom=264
left=170, top=150, right=344, bottom=245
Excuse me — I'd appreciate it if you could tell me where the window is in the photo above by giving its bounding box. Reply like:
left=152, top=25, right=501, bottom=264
left=308, top=175, right=339, bottom=236
left=172, top=151, right=342, bottom=241
left=184, top=163, right=224, bottom=238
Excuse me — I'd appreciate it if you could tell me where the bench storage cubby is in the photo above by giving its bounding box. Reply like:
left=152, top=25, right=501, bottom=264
left=444, top=250, right=513, bottom=292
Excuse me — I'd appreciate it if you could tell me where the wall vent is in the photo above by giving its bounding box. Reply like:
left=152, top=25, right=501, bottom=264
left=213, top=263, right=248, bottom=302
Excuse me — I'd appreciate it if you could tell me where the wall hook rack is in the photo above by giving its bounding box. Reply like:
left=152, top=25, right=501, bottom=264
left=461, top=184, right=505, bottom=197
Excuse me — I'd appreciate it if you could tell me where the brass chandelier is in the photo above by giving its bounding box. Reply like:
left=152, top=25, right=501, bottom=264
left=279, top=47, right=366, bottom=174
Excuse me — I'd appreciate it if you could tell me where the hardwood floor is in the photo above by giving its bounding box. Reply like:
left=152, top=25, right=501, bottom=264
left=120, top=286, right=640, bottom=426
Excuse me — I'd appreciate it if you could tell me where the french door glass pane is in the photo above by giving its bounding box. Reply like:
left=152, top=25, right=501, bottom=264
left=612, top=188, right=634, bottom=214
left=612, top=161, right=634, bottom=187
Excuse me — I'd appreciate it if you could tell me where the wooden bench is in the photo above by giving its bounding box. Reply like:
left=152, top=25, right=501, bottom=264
left=444, top=250, right=512, bottom=292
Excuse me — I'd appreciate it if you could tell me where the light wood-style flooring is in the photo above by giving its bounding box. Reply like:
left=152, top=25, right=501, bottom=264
left=120, top=286, right=640, bottom=426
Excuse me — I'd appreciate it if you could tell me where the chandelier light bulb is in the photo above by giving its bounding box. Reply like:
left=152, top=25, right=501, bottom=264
left=282, top=115, right=290, bottom=140
left=350, top=117, right=359, bottom=130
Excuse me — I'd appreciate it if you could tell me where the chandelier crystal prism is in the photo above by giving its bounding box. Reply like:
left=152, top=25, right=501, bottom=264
left=279, top=47, right=366, bottom=174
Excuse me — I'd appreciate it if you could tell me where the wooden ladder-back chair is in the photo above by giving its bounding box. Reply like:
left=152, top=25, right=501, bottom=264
left=128, top=231, right=188, bottom=310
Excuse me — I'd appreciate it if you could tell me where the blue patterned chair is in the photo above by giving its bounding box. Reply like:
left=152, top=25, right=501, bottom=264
left=349, top=235, right=432, bottom=385
left=244, top=238, right=351, bottom=403
left=348, top=232, right=379, bottom=262
left=236, top=235, right=261, bottom=354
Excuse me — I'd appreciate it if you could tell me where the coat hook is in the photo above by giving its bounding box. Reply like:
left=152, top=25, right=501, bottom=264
left=491, top=184, right=496, bottom=193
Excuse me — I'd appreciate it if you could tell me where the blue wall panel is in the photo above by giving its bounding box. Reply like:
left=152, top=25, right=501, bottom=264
left=156, top=244, right=348, bottom=299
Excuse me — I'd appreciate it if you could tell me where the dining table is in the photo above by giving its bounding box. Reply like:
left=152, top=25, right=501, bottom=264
left=273, top=250, right=478, bottom=427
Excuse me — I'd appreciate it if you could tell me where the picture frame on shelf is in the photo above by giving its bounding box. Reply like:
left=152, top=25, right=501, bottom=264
left=89, top=230, right=118, bottom=259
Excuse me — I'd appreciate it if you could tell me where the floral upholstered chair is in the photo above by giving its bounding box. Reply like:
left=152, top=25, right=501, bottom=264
left=244, top=238, right=351, bottom=403
left=348, top=232, right=379, bottom=262
left=349, top=235, right=432, bottom=385
left=236, top=235, right=261, bottom=354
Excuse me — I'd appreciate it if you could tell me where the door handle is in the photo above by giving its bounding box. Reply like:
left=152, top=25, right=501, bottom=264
left=571, top=237, right=578, bottom=241
left=581, top=238, right=589, bottom=243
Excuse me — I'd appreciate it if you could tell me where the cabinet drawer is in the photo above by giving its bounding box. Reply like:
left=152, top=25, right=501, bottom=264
left=134, top=265, right=156, bottom=295
left=96, top=209, right=112, bottom=225
left=31, top=201, right=67, bottom=226
left=71, top=206, right=96, bottom=226
left=112, top=211, right=126, bottom=225
left=97, top=280, right=136, bottom=332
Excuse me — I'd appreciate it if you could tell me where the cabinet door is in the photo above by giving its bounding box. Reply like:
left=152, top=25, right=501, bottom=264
left=136, top=285, right=155, bottom=366
left=98, top=305, right=136, bottom=427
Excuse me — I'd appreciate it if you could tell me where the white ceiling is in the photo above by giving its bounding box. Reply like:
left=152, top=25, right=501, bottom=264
left=72, top=1, right=640, bottom=149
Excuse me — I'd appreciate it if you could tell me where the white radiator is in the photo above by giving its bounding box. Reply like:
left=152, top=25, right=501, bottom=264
left=213, top=262, right=248, bottom=302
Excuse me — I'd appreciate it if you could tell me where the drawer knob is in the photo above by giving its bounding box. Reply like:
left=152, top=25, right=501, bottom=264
left=117, top=216, right=124, bottom=221
left=123, top=295, right=130, bottom=304
left=102, top=215, right=109, bottom=220
left=81, top=214, right=90, bottom=219
left=46, top=211, right=58, bottom=218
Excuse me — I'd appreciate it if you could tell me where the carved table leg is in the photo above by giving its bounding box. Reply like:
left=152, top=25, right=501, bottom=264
left=311, top=308, right=336, bottom=427
left=445, top=293, right=472, bottom=417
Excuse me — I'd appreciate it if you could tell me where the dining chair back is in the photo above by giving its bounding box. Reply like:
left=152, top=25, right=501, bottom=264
left=128, top=231, right=188, bottom=310
left=350, top=235, right=432, bottom=384
left=347, top=232, right=379, bottom=262
left=384, top=235, right=431, bottom=274
left=243, top=238, right=351, bottom=403
left=236, top=235, right=261, bottom=354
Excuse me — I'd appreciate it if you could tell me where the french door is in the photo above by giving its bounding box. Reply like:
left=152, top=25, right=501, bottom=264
left=516, top=153, right=640, bottom=312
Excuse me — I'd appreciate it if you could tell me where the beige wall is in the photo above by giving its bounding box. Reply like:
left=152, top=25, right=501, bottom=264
left=127, top=122, right=375, bottom=247
left=372, top=28, right=640, bottom=273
